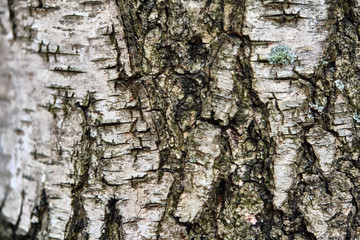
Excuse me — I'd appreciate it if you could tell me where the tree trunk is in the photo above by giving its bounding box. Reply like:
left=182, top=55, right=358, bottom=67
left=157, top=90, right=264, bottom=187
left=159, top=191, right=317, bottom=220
left=1, top=0, right=360, bottom=239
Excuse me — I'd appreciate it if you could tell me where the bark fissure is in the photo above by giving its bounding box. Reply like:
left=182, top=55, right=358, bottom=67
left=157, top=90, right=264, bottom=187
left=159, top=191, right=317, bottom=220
left=6, top=0, right=16, bottom=39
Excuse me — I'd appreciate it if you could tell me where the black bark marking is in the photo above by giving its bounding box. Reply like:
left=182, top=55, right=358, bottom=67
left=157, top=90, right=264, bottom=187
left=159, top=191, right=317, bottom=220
left=115, top=0, right=143, bottom=75
left=25, top=189, right=49, bottom=239
left=7, top=0, right=16, bottom=39
left=64, top=195, right=89, bottom=240
left=100, top=198, right=125, bottom=240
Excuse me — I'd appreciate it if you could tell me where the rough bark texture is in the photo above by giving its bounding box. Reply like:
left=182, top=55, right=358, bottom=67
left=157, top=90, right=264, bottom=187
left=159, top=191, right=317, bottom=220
left=1, top=0, right=360, bottom=239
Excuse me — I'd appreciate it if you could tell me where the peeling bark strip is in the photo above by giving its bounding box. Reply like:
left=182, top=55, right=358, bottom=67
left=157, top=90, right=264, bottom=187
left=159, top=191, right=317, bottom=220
left=1, top=0, right=360, bottom=240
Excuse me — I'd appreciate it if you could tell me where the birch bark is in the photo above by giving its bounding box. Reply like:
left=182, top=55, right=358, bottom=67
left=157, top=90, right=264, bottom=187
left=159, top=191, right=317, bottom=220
left=1, top=0, right=360, bottom=239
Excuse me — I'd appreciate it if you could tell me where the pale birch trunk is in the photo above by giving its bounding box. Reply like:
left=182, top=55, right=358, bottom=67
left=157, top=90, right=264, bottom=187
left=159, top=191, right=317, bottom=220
left=1, top=0, right=360, bottom=239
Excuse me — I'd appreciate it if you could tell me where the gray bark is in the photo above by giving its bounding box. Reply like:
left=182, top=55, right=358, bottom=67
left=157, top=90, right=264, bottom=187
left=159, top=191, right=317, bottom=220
left=1, top=0, right=360, bottom=239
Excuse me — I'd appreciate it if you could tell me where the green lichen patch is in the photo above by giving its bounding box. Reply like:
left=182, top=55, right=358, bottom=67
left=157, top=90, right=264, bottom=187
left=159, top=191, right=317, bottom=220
left=268, top=45, right=297, bottom=65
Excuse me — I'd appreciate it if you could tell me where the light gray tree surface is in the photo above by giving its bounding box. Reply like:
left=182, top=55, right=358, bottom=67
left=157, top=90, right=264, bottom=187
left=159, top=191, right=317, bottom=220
left=1, top=0, right=360, bottom=239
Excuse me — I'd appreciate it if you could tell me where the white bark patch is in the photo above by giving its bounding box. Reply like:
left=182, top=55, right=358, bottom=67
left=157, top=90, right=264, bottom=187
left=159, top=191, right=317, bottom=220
left=0, top=0, right=173, bottom=238
left=300, top=198, right=331, bottom=240
left=306, top=126, right=336, bottom=176
left=272, top=139, right=301, bottom=207
left=243, top=0, right=330, bottom=208
left=174, top=123, right=221, bottom=222
left=201, top=40, right=241, bottom=126
left=112, top=172, right=173, bottom=240
left=0, top=35, right=70, bottom=238
left=83, top=198, right=105, bottom=239
left=332, top=94, right=354, bottom=142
